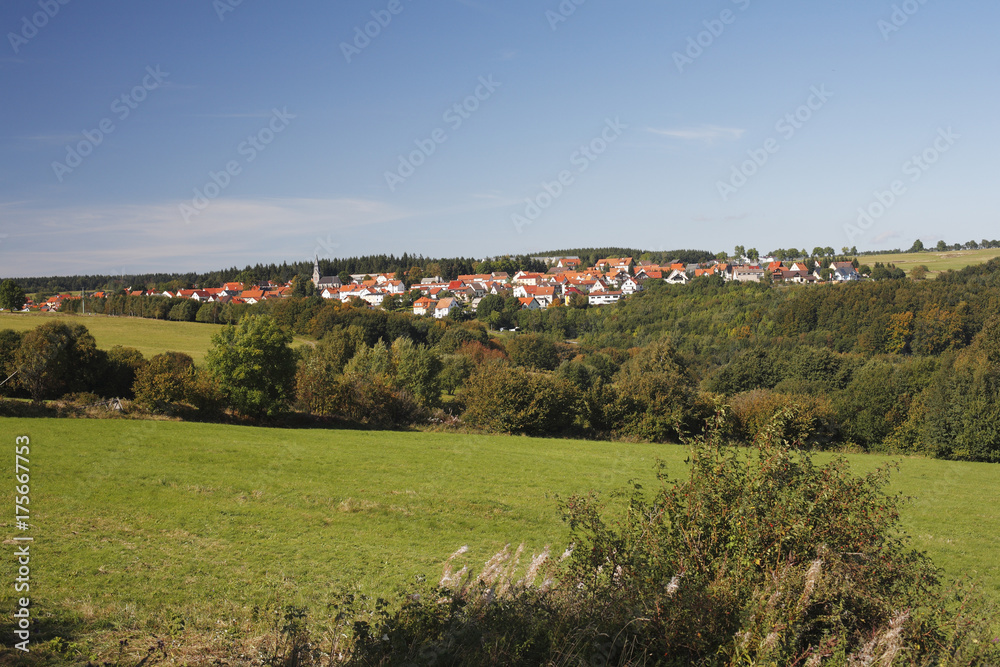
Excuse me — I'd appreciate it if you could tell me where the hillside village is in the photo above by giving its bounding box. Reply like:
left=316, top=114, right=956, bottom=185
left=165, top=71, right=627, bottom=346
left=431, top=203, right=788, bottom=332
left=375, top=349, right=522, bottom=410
left=25, top=255, right=861, bottom=316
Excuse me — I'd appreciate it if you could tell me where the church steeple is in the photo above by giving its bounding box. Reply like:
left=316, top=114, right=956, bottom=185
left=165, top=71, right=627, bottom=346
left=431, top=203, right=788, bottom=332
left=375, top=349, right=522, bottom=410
left=312, top=256, right=320, bottom=286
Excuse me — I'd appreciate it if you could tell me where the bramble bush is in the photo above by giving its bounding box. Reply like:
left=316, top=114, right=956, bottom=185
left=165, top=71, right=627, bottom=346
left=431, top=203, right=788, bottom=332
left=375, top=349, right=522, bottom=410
left=325, top=410, right=999, bottom=666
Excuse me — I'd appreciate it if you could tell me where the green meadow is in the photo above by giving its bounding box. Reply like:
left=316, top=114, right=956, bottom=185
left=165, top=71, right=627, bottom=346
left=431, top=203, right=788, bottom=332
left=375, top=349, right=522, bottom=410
left=0, top=312, right=310, bottom=364
left=0, top=418, right=997, bottom=659
left=863, top=247, right=1000, bottom=277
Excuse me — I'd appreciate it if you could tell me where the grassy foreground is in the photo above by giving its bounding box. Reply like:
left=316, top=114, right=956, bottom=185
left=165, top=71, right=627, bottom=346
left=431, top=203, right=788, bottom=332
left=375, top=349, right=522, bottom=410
left=0, top=312, right=310, bottom=364
left=864, top=247, right=1000, bottom=277
left=0, top=418, right=997, bottom=660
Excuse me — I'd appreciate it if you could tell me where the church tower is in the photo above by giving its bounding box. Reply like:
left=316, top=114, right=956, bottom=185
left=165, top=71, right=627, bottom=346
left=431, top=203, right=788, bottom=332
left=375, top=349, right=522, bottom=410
left=312, top=256, right=320, bottom=286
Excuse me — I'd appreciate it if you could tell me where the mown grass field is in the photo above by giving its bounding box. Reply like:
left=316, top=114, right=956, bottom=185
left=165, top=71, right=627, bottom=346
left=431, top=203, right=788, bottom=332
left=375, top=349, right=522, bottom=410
left=0, top=418, right=997, bottom=660
left=0, top=313, right=310, bottom=364
left=863, top=247, right=1000, bottom=277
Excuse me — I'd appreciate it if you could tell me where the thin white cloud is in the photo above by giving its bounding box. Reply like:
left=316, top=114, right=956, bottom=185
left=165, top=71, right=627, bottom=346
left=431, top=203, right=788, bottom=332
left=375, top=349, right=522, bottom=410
left=21, top=134, right=85, bottom=146
left=873, top=230, right=902, bottom=243
left=0, top=189, right=529, bottom=277
left=691, top=212, right=749, bottom=223
left=454, top=0, right=494, bottom=12
left=646, top=125, right=745, bottom=143
left=186, top=112, right=282, bottom=119
left=0, top=197, right=412, bottom=276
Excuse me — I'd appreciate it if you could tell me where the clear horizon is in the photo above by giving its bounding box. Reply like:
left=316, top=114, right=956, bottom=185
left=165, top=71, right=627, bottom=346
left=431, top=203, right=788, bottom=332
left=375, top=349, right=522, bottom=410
left=2, top=0, right=996, bottom=277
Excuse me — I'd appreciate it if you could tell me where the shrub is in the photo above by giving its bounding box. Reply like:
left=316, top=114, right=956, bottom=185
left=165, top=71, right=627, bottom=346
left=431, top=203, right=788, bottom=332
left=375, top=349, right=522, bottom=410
left=917, top=317, right=1000, bottom=461
left=461, top=362, right=577, bottom=435
left=133, top=352, right=196, bottom=413
left=728, top=389, right=837, bottom=447
left=186, top=367, right=226, bottom=415
left=12, top=322, right=102, bottom=403
left=295, top=363, right=354, bottom=418
left=706, top=347, right=783, bottom=395
left=505, top=333, right=559, bottom=371
left=332, top=415, right=1000, bottom=666
left=99, top=345, right=147, bottom=398
left=340, top=378, right=424, bottom=428
left=606, top=339, right=704, bottom=442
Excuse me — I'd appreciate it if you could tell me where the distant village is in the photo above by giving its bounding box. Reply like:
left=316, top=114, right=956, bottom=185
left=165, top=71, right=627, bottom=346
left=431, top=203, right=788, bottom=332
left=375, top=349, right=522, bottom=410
left=26, top=255, right=861, bottom=316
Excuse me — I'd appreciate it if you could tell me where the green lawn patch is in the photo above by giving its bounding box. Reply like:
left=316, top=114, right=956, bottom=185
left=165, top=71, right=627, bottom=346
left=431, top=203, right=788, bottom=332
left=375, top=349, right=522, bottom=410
left=0, top=418, right=996, bottom=658
left=864, top=247, right=1000, bottom=277
left=0, top=312, right=310, bottom=364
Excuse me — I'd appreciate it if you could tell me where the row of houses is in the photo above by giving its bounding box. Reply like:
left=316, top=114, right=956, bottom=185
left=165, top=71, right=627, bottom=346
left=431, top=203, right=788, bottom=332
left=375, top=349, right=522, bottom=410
left=27, top=280, right=296, bottom=312
left=25, top=256, right=861, bottom=315
left=401, top=256, right=862, bottom=317
left=665, top=260, right=862, bottom=285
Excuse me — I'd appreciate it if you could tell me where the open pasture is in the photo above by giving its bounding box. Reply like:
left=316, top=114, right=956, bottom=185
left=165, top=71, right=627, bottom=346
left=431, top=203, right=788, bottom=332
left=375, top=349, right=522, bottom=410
left=0, top=417, right=996, bottom=661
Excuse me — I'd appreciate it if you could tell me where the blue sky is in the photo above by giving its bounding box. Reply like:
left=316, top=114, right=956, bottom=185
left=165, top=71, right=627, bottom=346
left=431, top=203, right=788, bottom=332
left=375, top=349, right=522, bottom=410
left=1, top=0, right=996, bottom=276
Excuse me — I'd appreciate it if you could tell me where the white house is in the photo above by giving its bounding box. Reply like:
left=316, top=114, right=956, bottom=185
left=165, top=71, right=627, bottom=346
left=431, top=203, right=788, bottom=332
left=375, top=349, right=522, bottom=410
left=620, top=276, right=642, bottom=294
left=729, top=266, right=766, bottom=283
left=589, top=291, right=623, bottom=306
left=664, top=270, right=690, bottom=284
left=361, top=292, right=386, bottom=307
left=412, top=297, right=436, bottom=316
left=830, top=261, right=861, bottom=282
left=434, top=297, right=456, bottom=318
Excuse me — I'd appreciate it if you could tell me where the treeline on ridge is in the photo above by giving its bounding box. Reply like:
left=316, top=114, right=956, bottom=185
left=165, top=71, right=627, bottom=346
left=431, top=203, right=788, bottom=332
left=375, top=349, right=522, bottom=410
left=8, top=253, right=551, bottom=295
left=6, top=259, right=1000, bottom=462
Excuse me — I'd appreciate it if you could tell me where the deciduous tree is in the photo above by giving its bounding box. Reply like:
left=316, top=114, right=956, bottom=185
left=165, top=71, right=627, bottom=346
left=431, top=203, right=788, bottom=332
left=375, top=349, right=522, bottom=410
left=0, top=280, right=25, bottom=312
left=206, top=315, right=296, bottom=418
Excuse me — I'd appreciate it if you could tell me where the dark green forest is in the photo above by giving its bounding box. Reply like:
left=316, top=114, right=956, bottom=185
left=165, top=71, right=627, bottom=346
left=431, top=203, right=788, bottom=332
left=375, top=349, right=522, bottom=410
left=7, top=253, right=550, bottom=295
left=6, top=257, right=1000, bottom=462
